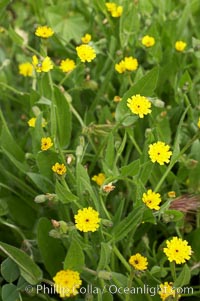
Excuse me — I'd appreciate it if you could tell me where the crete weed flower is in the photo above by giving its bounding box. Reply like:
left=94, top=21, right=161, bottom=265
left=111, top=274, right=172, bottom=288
left=76, top=44, right=96, bottom=62
left=148, top=141, right=172, bottom=165
left=41, top=137, right=53, bottom=151
left=102, top=182, right=115, bottom=193
left=81, top=33, right=92, bottom=44
left=32, top=55, right=53, bottom=72
left=106, top=2, right=123, bottom=17
left=59, top=59, right=76, bottom=73
left=142, top=189, right=162, bottom=210
left=18, top=62, right=33, bottom=77
left=127, top=94, right=152, bottom=118
left=124, top=56, right=138, bottom=71
left=74, top=207, right=100, bottom=232
left=52, top=163, right=66, bottom=175
left=168, top=191, right=176, bottom=198
left=129, top=253, right=148, bottom=271
left=175, top=40, right=187, bottom=52
left=141, top=35, right=155, bottom=47
left=27, top=117, right=46, bottom=127
left=159, top=282, right=178, bottom=301
left=198, top=117, right=200, bottom=128
left=53, top=269, right=82, bottom=298
left=163, top=237, right=192, bottom=264
left=92, top=173, right=106, bottom=186
left=115, top=60, right=126, bottom=73
left=35, top=25, right=54, bottom=38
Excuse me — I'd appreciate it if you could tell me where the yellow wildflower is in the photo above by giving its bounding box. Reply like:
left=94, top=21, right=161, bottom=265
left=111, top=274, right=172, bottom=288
left=142, top=189, right=162, bottom=210
left=27, top=117, right=46, bottom=128
left=124, top=56, right=138, bottom=71
left=53, top=269, right=82, bottom=298
left=106, top=2, right=123, bottom=17
left=92, top=173, right=106, bottom=186
left=148, top=141, right=172, bottom=165
left=163, top=237, right=192, bottom=264
left=76, top=44, right=96, bottom=62
left=59, top=59, right=76, bottom=73
left=129, top=253, right=148, bottom=271
left=52, top=163, right=67, bottom=175
left=197, top=117, right=200, bottom=128
left=18, top=62, right=33, bottom=77
left=81, top=33, right=92, bottom=44
left=141, top=35, right=155, bottom=47
left=115, top=60, right=126, bottom=74
left=175, top=40, right=187, bottom=52
left=32, top=55, right=53, bottom=73
left=35, top=25, right=54, bottom=38
left=41, top=137, right=53, bottom=151
left=74, top=207, right=100, bottom=232
left=168, top=191, right=176, bottom=198
left=159, top=282, right=179, bottom=301
left=127, top=94, right=151, bottom=118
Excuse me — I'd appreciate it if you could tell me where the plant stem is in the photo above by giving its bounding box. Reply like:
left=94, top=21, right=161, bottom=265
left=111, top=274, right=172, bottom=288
left=113, top=245, right=131, bottom=272
left=170, top=261, right=176, bottom=281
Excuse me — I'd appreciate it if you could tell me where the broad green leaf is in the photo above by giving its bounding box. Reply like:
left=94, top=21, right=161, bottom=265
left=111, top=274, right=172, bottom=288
left=162, top=210, right=184, bottom=223
left=0, top=242, right=43, bottom=285
left=46, top=6, right=88, bottom=43
left=116, top=67, right=159, bottom=123
left=110, top=206, right=144, bottom=243
left=36, top=151, right=59, bottom=179
left=1, top=284, right=20, bottom=301
left=64, top=238, right=85, bottom=272
left=55, top=180, right=79, bottom=204
left=37, top=218, right=66, bottom=277
left=97, top=243, right=112, bottom=271
left=27, top=172, right=54, bottom=193
left=0, top=198, right=8, bottom=216
left=1, top=258, right=20, bottom=283
left=53, top=86, right=72, bottom=148
left=174, top=264, right=191, bottom=287
left=120, top=159, right=140, bottom=177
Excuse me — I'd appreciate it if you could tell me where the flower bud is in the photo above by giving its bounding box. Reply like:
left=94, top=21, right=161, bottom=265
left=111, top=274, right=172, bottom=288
left=98, top=270, right=112, bottom=280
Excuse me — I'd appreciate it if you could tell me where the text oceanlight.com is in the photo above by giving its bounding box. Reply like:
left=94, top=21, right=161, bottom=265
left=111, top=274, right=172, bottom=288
left=25, top=284, right=194, bottom=296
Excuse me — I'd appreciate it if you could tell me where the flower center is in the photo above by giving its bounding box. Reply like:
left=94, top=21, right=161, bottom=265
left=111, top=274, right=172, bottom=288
left=85, top=219, right=89, bottom=222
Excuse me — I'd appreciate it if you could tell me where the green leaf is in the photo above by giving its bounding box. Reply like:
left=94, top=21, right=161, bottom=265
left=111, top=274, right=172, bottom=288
left=105, top=133, right=115, bottom=170
left=97, top=243, right=112, bottom=271
left=27, top=172, right=54, bottom=193
left=1, top=284, right=20, bottom=301
left=55, top=180, right=79, bottom=204
left=64, top=238, right=85, bottom=272
left=116, top=67, right=159, bottom=124
left=37, top=218, right=66, bottom=277
left=53, top=87, right=72, bottom=148
left=8, top=26, right=24, bottom=46
left=0, top=241, right=43, bottom=285
left=46, top=6, right=88, bottom=43
left=110, top=206, right=144, bottom=243
left=36, top=151, right=59, bottom=179
left=1, top=258, right=20, bottom=283
left=162, top=210, right=184, bottom=223
left=174, top=264, right=191, bottom=287
left=120, top=159, right=140, bottom=177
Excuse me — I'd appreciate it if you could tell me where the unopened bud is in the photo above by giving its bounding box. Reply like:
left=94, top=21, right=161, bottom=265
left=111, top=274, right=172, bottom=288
left=34, top=194, right=47, bottom=203
left=98, top=271, right=112, bottom=280
left=51, top=219, right=60, bottom=228
left=101, top=219, right=113, bottom=227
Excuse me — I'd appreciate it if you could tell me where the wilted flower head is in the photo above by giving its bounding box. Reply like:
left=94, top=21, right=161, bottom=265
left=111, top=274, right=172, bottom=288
left=169, top=194, right=200, bottom=213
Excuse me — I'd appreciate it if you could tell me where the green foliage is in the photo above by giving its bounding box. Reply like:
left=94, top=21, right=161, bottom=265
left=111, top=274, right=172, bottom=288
left=1, top=0, right=200, bottom=300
